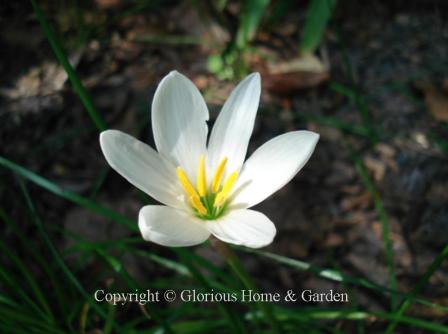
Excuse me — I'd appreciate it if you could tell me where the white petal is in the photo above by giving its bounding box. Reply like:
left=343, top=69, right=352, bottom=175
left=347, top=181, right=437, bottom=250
left=206, top=209, right=276, bottom=248
left=207, top=73, right=261, bottom=178
left=139, top=205, right=210, bottom=247
left=151, top=71, right=209, bottom=180
left=232, top=131, right=319, bottom=208
left=100, top=130, right=183, bottom=209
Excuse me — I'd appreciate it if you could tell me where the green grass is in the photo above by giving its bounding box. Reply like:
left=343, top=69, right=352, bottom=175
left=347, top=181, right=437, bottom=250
left=2, top=155, right=448, bottom=332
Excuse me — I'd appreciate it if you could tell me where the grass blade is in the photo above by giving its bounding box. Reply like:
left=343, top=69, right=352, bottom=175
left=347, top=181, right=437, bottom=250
left=235, top=0, right=270, bottom=49
left=385, top=244, right=448, bottom=334
left=261, top=107, right=371, bottom=138
left=16, top=177, right=119, bottom=331
left=350, top=148, right=398, bottom=310
left=335, top=31, right=378, bottom=143
left=272, top=308, right=448, bottom=333
left=0, top=208, right=68, bottom=315
left=299, top=0, right=336, bottom=54
left=0, top=265, right=51, bottom=324
left=0, top=156, right=136, bottom=232
left=175, top=248, right=249, bottom=334
left=96, top=250, right=176, bottom=334
left=30, top=0, right=107, bottom=131
left=244, top=248, right=448, bottom=313
left=212, top=240, right=282, bottom=334
left=0, top=243, right=54, bottom=322
left=0, top=306, right=65, bottom=334
left=0, top=155, right=236, bottom=293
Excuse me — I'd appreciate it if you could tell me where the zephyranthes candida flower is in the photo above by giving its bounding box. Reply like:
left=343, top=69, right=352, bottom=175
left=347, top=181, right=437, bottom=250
left=100, top=71, right=319, bottom=248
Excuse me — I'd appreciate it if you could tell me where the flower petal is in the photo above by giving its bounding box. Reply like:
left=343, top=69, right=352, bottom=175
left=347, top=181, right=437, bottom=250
left=139, top=205, right=210, bottom=247
left=100, top=130, right=183, bottom=208
left=232, top=131, right=319, bottom=208
left=206, top=209, right=276, bottom=248
left=151, top=71, right=209, bottom=180
left=207, top=73, right=261, bottom=178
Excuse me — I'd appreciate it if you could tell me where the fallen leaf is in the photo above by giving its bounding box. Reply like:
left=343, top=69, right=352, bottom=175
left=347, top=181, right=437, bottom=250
left=267, top=53, right=327, bottom=74
left=341, top=191, right=371, bottom=212
left=95, top=0, right=121, bottom=9
left=416, top=81, right=448, bottom=122
left=261, top=53, right=329, bottom=94
left=363, top=155, right=386, bottom=181
left=324, top=233, right=344, bottom=247
left=1, top=52, right=81, bottom=99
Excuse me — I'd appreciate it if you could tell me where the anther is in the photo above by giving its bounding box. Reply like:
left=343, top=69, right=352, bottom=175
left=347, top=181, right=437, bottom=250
left=197, top=155, right=207, bottom=197
left=214, top=171, right=238, bottom=207
left=211, top=157, right=228, bottom=193
left=176, top=167, right=199, bottom=199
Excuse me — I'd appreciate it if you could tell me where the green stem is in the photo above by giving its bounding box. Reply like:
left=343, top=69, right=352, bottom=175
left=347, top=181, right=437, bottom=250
left=31, top=0, right=107, bottom=131
left=211, top=239, right=282, bottom=334
left=385, top=244, right=448, bottom=334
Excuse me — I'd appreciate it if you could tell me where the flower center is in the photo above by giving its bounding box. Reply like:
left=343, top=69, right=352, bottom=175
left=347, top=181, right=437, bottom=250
left=176, top=155, right=238, bottom=220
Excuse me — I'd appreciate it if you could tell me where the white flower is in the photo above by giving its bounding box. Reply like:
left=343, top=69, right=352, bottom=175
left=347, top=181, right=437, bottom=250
left=99, top=71, right=319, bottom=248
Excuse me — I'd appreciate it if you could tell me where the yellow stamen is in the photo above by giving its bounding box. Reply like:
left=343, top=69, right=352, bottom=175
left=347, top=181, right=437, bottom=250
left=176, top=167, right=199, bottom=199
left=197, top=155, right=207, bottom=197
left=176, top=167, right=207, bottom=215
left=214, top=171, right=238, bottom=207
left=189, top=195, right=207, bottom=215
left=211, top=157, right=228, bottom=193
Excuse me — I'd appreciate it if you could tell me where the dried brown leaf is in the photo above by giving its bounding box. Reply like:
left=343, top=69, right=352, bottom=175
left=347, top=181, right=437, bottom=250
left=416, top=81, right=448, bottom=122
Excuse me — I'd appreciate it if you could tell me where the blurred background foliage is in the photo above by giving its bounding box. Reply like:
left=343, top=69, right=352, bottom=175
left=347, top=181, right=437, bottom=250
left=1, top=0, right=448, bottom=333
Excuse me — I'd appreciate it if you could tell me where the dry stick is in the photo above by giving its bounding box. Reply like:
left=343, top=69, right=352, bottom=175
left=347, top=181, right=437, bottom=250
left=210, top=238, right=282, bottom=334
